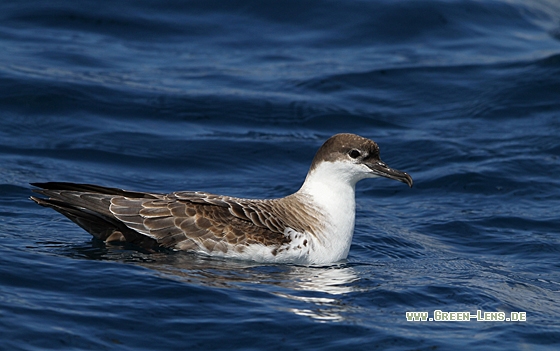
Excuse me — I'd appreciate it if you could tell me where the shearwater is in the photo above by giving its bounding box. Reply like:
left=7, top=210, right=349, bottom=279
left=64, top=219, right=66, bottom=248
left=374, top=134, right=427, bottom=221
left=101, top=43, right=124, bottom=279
left=31, top=133, right=413, bottom=264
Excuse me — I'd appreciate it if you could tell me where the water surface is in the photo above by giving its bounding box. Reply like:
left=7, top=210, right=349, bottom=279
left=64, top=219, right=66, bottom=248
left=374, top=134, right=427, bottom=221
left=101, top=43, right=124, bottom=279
left=1, top=0, right=560, bottom=349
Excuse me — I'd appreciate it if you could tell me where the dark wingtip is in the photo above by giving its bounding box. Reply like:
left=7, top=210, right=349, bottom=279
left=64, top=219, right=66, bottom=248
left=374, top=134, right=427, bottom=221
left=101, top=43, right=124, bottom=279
left=30, top=182, right=83, bottom=191
left=29, top=182, right=159, bottom=198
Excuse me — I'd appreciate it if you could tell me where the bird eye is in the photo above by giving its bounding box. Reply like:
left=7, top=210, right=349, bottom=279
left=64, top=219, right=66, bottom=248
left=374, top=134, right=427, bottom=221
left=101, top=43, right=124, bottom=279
left=348, top=149, right=361, bottom=159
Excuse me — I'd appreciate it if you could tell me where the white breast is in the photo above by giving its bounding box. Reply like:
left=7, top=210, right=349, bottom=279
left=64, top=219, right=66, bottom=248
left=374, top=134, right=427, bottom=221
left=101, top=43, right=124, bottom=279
left=295, top=160, right=359, bottom=264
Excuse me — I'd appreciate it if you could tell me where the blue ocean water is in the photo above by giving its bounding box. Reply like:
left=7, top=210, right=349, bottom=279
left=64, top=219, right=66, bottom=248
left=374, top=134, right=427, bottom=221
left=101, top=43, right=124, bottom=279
left=1, top=0, right=560, bottom=349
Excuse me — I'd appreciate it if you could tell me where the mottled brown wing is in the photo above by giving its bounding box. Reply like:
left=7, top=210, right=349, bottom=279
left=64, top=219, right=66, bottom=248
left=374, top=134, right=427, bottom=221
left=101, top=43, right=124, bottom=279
left=171, top=192, right=295, bottom=233
left=109, top=192, right=292, bottom=253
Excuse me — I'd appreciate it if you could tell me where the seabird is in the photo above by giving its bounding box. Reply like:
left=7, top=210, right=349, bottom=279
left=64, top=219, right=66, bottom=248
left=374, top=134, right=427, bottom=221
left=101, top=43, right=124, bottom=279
left=30, top=133, right=413, bottom=264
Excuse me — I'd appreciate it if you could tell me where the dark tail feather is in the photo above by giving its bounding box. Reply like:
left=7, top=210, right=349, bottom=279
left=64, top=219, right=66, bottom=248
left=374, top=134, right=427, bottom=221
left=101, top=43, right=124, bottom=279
left=30, top=183, right=159, bottom=250
left=31, top=195, right=127, bottom=241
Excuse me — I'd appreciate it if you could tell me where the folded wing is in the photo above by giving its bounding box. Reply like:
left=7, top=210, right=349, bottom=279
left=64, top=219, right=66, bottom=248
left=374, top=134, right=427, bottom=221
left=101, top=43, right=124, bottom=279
left=30, top=182, right=292, bottom=254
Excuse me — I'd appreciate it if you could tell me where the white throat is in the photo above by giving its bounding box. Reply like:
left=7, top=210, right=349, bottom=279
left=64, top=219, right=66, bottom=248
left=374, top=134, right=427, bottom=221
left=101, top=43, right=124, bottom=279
left=296, top=160, right=362, bottom=262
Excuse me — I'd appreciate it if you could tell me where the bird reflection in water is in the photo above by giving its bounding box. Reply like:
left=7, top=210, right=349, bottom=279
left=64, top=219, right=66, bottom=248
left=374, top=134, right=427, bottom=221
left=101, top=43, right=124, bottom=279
left=72, top=245, right=362, bottom=323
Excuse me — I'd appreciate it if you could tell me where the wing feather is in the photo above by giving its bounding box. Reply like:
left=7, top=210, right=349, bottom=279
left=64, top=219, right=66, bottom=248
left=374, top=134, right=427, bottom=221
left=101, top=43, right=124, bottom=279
left=31, top=183, right=322, bottom=254
left=105, top=192, right=295, bottom=252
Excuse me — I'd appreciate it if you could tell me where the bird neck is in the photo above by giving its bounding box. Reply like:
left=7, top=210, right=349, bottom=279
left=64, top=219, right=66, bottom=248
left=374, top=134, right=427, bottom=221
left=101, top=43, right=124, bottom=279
left=295, top=161, right=357, bottom=261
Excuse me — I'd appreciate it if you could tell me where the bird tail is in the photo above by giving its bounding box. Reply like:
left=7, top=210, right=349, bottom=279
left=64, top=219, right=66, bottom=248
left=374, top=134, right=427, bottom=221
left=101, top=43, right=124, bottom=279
left=30, top=182, right=159, bottom=249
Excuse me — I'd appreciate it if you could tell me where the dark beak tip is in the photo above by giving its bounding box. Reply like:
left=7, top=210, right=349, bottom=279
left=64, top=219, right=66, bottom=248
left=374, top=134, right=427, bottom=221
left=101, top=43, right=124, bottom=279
left=406, top=174, right=413, bottom=188
left=367, top=162, right=413, bottom=188
left=405, top=173, right=413, bottom=188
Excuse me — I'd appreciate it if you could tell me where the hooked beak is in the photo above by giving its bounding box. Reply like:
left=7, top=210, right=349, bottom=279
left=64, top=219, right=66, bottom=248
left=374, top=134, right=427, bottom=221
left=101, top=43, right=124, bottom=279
left=366, top=160, right=413, bottom=187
